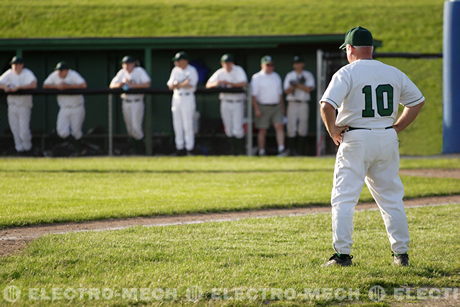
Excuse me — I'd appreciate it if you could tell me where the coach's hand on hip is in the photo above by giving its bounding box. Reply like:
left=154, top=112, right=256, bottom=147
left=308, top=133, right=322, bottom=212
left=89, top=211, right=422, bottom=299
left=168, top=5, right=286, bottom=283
left=320, top=101, right=348, bottom=145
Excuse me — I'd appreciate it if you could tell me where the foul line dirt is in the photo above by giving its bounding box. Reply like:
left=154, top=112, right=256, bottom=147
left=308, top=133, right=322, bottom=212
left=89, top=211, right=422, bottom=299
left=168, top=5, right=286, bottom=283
left=1, top=194, right=459, bottom=257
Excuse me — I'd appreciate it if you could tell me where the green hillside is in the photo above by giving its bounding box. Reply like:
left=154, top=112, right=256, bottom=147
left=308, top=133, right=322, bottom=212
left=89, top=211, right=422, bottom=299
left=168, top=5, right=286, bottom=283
left=0, top=0, right=444, bottom=155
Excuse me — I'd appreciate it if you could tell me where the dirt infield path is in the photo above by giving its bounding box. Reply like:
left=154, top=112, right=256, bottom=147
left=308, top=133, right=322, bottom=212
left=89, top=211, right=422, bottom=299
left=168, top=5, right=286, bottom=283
left=1, top=195, right=459, bottom=257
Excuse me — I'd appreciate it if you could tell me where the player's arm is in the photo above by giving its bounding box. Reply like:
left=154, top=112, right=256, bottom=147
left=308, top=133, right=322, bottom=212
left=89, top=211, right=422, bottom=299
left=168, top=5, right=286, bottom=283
left=393, top=101, right=425, bottom=133
left=60, top=82, right=87, bottom=90
left=227, top=81, right=247, bottom=88
left=12, top=80, right=37, bottom=92
left=279, top=94, right=285, bottom=115
left=320, top=102, right=348, bottom=145
left=109, top=72, right=124, bottom=89
left=296, top=84, right=314, bottom=93
left=42, top=82, right=56, bottom=89
left=252, top=96, right=261, bottom=118
left=284, top=76, right=295, bottom=95
left=206, top=80, right=219, bottom=88
left=206, top=74, right=221, bottom=88
left=177, top=79, right=192, bottom=89
left=110, top=81, right=123, bottom=89
left=127, top=81, right=150, bottom=89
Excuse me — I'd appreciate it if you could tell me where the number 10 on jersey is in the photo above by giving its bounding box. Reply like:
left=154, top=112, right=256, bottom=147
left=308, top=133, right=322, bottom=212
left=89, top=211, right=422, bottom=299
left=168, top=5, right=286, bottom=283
left=362, top=84, right=394, bottom=117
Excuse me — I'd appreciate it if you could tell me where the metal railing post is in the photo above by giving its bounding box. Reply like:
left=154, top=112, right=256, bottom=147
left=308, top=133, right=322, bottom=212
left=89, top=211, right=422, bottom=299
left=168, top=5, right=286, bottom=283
left=144, top=48, right=153, bottom=155
left=108, top=93, right=113, bottom=156
left=246, top=87, right=253, bottom=156
left=316, top=49, right=325, bottom=157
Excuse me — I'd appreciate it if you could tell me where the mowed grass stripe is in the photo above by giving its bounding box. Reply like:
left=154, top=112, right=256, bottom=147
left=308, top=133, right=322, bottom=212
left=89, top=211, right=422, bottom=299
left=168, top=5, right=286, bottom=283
left=0, top=157, right=459, bottom=228
left=0, top=205, right=458, bottom=305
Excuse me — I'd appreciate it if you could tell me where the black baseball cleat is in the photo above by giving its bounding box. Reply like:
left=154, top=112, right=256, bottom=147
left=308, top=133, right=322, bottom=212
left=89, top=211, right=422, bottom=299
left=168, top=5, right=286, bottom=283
left=323, top=253, right=353, bottom=267
left=393, top=253, right=409, bottom=266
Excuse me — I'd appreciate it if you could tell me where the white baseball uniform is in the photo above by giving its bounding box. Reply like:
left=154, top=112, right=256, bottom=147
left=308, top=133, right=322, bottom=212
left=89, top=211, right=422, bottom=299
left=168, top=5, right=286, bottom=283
left=320, top=59, right=424, bottom=255
left=110, top=67, right=151, bottom=140
left=207, top=65, right=247, bottom=138
left=167, top=65, right=198, bottom=151
left=283, top=70, right=315, bottom=137
left=0, top=68, right=36, bottom=152
left=43, top=70, right=86, bottom=140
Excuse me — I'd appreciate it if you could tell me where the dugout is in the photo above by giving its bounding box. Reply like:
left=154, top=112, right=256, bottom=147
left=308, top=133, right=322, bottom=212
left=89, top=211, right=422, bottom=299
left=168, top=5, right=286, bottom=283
left=0, top=35, right=381, bottom=156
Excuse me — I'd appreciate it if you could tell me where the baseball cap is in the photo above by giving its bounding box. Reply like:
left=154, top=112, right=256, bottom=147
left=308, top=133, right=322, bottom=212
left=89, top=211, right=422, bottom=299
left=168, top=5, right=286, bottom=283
left=220, top=53, right=234, bottom=63
left=121, top=55, right=136, bottom=63
left=339, top=26, right=374, bottom=50
left=55, top=61, right=69, bottom=70
left=292, top=55, right=304, bottom=63
left=10, top=56, right=24, bottom=64
left=261, top=55, right=273, bottom=64
left=172, top=51, right=189, bottom=62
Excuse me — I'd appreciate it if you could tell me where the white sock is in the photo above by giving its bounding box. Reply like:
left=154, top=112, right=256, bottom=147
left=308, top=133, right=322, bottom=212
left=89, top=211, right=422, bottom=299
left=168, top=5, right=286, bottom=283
left=259, top=148, right=265, bottom=155
left=278, top=145, right=285, bottom=152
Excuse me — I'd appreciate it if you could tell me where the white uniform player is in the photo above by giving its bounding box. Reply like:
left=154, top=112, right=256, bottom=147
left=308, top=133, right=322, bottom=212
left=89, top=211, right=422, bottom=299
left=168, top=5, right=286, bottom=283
left=167, top=51, right=199, bottom=155
left=320, top=27, right=425, bottom=267
left=43, top=62, right=87, bottom=140
left=283, top=56, right=315, bottom=155
left=206, top=54, right=247, bottom=155
left=0, top=56, right=37, bottom=154
left=110, top=56, right=151, bottom=142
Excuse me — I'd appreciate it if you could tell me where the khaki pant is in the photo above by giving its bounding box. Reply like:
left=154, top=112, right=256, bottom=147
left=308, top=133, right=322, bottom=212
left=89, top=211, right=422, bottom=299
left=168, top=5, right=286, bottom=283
left=255, top=104, right=283, bottom=129
left=287, top=101, right=309, bottom=137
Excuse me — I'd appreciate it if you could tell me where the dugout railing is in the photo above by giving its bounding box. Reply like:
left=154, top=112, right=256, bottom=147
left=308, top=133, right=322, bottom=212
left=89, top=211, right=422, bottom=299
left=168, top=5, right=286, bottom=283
left=0, top=87, right=252, bottom=156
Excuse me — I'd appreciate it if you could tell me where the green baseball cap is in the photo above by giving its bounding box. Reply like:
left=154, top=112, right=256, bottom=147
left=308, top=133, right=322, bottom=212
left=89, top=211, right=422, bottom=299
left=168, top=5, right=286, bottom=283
left=55, top=61, right=69, bottom=70
left=339, top=26, right=373, bottom=50
left=10, top=56, right=24, bottom=64
left=172, top=51, right=188, bottom=62
left=292, top=55, right=304, bottom=63
left=220, top=53, right=234, bottom=63
left=261, top=55, right=273, bottom=64
left=121, top=55, right=136, bottom=63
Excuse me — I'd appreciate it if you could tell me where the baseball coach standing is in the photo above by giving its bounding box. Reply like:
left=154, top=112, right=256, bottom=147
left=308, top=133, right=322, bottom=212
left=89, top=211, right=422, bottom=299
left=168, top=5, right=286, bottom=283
left=320, top=27, right=425, bottom=267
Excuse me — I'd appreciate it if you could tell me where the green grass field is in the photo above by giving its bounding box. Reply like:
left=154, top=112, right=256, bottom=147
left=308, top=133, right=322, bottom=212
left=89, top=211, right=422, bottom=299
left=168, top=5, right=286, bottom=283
left=0, top=0, right=444, bottom=155
left=0, top=157, right=459, bottom=228
left=1, top=204, right=458, bottom=305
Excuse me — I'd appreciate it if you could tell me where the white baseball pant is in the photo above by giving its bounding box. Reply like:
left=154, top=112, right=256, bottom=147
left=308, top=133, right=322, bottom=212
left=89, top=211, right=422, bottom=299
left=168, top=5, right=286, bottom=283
left=8, top=104, right=32, bottom=152
left=287, top=101, right=309, bottom=137
left=220, top=100, right=244, bottom=138
left=122, top=100, right=144, bottom=140
left=57, top=105, right=85, bottom=140
left=171, top=94, right=195, bottom=151
left=331, top=128, right=409, bottom=255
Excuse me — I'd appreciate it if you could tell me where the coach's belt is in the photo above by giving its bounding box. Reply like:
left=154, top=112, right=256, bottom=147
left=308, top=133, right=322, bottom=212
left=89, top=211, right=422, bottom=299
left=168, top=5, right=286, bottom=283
left=259, top=103, right=278, bottom=106
left=223, top=99, right=243, bottom=103
left=348, top=126, right=393, bottom=131
left=123, top=98, right=142, bottom=103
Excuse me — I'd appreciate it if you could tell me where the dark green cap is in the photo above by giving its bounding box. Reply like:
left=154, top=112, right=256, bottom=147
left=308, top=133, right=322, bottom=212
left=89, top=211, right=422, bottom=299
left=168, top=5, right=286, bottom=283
left=55, top=61, right=69, bottom=70
left=292, top=55, right=304, bottom=63
left=172, top=51, right=188, bottom=62
left=10, top=56, right=24, bottom=64
left=220, top=53, right=234, bottom=63
left=261, top=55, right=273, bottom=64
left=339, top=26, right=373, bottom=49
left=121, top=55, right=136, bottom=63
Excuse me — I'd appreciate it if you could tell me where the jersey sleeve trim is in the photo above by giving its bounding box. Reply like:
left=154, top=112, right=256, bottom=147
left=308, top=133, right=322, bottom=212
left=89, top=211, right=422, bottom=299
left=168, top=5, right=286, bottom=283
left=403, top=96, right=424, bottom=107
left=321, top=98, right=339, bottom=109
